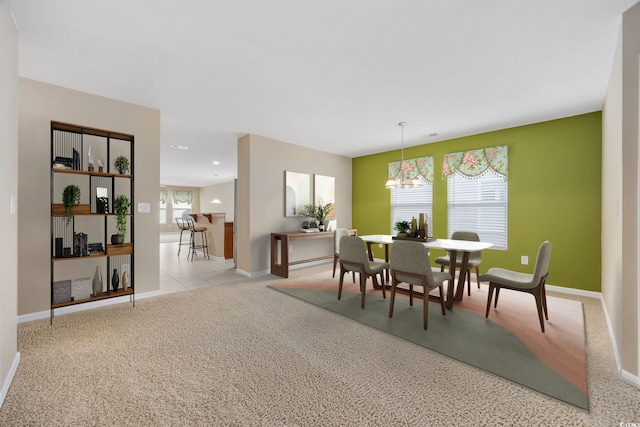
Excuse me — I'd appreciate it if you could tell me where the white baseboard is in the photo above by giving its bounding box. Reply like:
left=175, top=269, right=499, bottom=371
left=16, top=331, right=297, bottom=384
left=545, top=283, right=601, bottom=299
left=0, top=352, right=20, bottom=409
left=17, top=290, right=161, bottom=324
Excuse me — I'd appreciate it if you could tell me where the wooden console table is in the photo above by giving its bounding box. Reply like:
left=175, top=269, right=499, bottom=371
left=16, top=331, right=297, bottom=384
left=270, top=229, right=357, bottom=278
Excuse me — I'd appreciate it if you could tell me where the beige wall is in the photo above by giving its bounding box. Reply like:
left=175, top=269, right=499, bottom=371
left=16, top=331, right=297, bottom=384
left=0, top=0, right=19, bottom=406
left=199, top=181, right=235, bottom=223
left=17, top=78, right=161, bottom=316
left=620, top=2, right=640, bottom=380
left=603, top=1, right=640, bottom=384
left=236, top=134, right=352, bottom=275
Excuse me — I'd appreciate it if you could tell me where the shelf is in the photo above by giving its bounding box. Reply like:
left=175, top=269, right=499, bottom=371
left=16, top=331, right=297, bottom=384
left=50, top=120, right=135, bottom=323
left=52, top=253, right=106, bottom=262
left=51, top=203, right=91, bottom=216
left=107, top=243, right=133, bottom=256
left=51, top=287, right=134, bottom=308
left=51, top=167, right=133, bottom=178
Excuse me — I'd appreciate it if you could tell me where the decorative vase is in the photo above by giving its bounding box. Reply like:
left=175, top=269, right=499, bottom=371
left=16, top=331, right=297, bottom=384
left=122, top=271, right=129, bottom=289
left=92, top=266, right=103, bottom=296
left=111, top=268, right=119, bottom=292
left=318, top=222, right=325, bottom=231
left=111, top=234, right=124, bottom=245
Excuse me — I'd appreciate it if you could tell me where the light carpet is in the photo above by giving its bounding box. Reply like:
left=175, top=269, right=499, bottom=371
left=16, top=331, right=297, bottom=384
left=269, top=277, right=589, bottom=410
left=1, top=267, right=639, bottom=425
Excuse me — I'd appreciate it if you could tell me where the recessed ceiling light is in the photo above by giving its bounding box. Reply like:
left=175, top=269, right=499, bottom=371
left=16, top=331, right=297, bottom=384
left=170, top=144, right=189, bottom=150
left=212, top=161, right=220, bottom=165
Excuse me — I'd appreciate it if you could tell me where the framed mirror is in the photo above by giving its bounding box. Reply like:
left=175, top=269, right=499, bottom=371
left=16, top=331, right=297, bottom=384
left=285, top=171, right=311, bottom=217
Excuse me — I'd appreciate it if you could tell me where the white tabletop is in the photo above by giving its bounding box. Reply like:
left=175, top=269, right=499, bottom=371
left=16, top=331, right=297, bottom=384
left=359, top=235, right=493, bottom=252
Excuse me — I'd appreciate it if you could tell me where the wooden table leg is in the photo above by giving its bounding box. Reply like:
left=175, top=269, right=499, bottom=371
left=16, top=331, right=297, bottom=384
left=445, top=250, right=457, bottom=309
left=454, top=251, right=470, bottom=302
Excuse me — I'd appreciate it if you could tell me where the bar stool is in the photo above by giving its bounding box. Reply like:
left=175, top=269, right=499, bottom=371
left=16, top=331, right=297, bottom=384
left=175, top=218, right=190, bottom=256
left=186, top=217, right=210, bottom=261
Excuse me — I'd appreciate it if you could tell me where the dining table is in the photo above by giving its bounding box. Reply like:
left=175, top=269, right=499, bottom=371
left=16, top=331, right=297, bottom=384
left=359, top=234, right=493, bottom=309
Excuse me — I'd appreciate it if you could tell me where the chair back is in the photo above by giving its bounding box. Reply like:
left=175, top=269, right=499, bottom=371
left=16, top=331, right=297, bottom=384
left=176, top=217, right=185, bottom=229
left=533, top=241, right=552, bottom=281
left=339, top=236, right=369, bottom=267
left=186, top=217, right=196, bottom=231
left=390, top=240, right=435, bottom=285
left=451, top=230, right=481, bottom=263
left=334, top=228, right=350, bottom=255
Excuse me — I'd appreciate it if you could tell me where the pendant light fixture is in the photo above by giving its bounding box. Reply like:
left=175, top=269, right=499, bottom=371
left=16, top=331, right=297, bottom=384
left=385, top=122, right=422, bottom=189
left=211, top=174, right=222, bottom=204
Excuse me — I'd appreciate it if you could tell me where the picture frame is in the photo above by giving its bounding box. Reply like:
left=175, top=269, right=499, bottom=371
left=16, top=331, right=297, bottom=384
left=314, top=174, right=335, bottom=217
left=285, top=171, right=311, bottom=217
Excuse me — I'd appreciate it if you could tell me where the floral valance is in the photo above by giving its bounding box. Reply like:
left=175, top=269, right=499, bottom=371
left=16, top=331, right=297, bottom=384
left=172, top=191, right=193, bottom=204
left=442, top=145, right=508, bottom=179
left=388, top=156, right=434, bottom=183
left=160, top=190, right=168, bottom=204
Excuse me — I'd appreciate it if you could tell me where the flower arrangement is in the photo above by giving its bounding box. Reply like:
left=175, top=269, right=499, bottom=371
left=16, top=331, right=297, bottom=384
left=299, top=200, right=334, bottom=224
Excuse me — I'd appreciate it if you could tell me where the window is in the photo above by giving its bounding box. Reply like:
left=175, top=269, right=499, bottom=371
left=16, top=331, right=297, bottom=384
left=447, top=171, right=508, bottom=249
left=443, top=146, right=508, bottom=250
left=391, top=181, right=433, bottom=234
left=172, top=191, right=193, bottom=221
left=159, top=190, right=167, bottom=224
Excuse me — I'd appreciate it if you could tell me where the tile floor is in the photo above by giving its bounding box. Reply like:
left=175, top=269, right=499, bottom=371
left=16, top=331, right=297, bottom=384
left=159, top=240, right=241, bottom=294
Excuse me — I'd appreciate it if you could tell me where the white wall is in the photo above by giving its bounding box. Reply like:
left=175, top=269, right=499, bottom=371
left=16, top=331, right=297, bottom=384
left=17, top=78, right=161, bottom=316
left=236, top=134, right=352, bottom=275
left=0, top=0, right=19, bottom=408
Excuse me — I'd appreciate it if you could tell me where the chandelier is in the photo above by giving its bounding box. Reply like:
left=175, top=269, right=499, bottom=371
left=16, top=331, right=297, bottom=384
left=385, top=122, right=423, bottom=189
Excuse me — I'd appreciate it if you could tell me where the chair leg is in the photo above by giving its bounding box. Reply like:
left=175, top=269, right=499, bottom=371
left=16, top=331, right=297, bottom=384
left=485, top=284, right=496, bottom=318
left=467, top=270, right=471, bottom=296
left=542, top=283, right=549, bottom=320
left=332, top=255, right=338, bottom=278
left=360, top=273, right=367, bottom=309
left=388, top=278, right=397, bottom=318
left=177, top=229, right=185, bottom=256
left=423, top=287, right=429, bottom=330
left=338, top=268, right=346, bottom=300
left=494, top=288, right=500, bottom=308
left=533, top=289, right=546, bottom=333
left=409, top=284, right=414, bottom=307
left=475, top=267, right=481, bottom=289
left=438, top=286, right=446, bottom=316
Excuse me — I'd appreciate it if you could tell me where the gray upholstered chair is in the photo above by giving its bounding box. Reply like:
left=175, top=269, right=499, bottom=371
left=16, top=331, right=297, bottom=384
left=338, top=236, right=388, bottom=309
left=479, top=241, right=551, bottom=332
left=434, top=231, right=482, bottom=296
left=389, top=240, right=450, bottom=330
left=333, top=228, right=350, bottom=278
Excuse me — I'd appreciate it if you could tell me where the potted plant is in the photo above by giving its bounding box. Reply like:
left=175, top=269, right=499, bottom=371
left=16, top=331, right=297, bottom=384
left=62, top=184, right=81, bottom=224
left=112, top=194, right=131, bottom=244
left=114, top=156, right=130, bottom=174
left=299, top=201, right=334, bottom=230
left=394, top=220, right=411, bottom=237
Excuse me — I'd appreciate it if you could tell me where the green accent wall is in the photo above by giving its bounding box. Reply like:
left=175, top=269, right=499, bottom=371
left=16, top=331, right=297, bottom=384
left=353, top=112, right=602, bottom=292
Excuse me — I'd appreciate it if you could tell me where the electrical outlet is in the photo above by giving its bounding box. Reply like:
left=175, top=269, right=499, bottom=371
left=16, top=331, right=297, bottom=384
left=521, top=255, right=528, bottom=265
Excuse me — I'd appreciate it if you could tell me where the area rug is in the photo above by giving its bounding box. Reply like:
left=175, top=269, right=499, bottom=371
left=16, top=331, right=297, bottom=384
left=268, top=278, right=589, bottom=411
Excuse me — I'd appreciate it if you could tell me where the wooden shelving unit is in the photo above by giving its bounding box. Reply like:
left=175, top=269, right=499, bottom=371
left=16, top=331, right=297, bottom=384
left=49, top=121, right=135, bottom=323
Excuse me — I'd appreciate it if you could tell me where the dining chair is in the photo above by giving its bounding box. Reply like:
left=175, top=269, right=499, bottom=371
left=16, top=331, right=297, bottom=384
left=389, top=240, right=449, bottom=330
left=479, top=241, right=551, bottom=332
left=338, top=236, right=388, bottom=309
left=333, top=228, right=356, bottom=283
left=434, top=231, right=482, bottom=296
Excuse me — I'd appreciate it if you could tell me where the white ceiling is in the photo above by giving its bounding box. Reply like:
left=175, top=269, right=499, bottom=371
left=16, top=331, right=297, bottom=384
left=10, top=0, right=638, bottom=187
